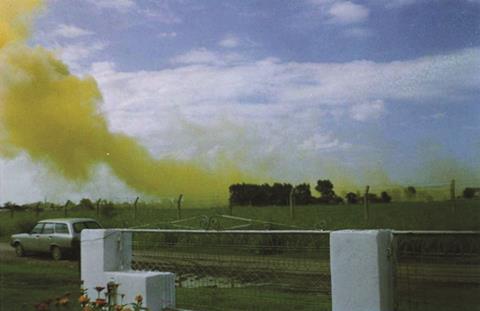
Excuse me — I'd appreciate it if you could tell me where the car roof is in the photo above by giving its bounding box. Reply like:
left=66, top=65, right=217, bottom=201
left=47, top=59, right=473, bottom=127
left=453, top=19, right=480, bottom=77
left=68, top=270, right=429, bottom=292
left=39, top=218, right=99, bottom=224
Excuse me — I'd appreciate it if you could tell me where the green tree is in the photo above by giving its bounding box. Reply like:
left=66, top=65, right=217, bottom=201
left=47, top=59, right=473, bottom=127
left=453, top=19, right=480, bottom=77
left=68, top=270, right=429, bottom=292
left=404, top=186, right=417, bottom=200
left=315, top=179, right=338, bottom=203
left=462, top=188, right=477, bottom=199
left=381, top=191, right=392, bottom=203
left=345, top=192, right=358, bottom=204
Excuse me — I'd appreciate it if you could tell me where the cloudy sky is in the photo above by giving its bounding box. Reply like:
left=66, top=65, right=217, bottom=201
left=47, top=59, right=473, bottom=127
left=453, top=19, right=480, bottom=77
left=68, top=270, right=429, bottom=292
left=1, top=0, right=480, bottom=203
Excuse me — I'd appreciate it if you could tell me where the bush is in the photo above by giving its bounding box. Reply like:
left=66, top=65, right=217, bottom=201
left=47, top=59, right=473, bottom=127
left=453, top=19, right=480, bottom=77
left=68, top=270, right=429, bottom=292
left=16, top=219, right=37, bottom=233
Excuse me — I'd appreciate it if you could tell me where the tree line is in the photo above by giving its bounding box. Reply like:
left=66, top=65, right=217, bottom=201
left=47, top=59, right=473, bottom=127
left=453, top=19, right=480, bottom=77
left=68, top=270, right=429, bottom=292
left=229, top=180, right=394, bottom=206
left=229, top=180, right=480, bottom=206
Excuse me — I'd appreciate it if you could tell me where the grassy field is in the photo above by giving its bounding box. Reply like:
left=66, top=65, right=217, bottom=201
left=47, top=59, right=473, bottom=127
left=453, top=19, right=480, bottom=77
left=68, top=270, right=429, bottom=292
left=1, top=200, right=478, bottom=241
left=0, top=254, right=331, bottom=311
left=0, top=254, right=80, bottom=311
left=0, top=200, right=478, bottom=310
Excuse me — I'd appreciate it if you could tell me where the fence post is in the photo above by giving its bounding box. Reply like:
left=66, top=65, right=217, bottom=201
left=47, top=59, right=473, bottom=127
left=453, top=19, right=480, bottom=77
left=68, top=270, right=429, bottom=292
left=450, top=179, right=456, bottom=213
left=64, top=200, right=71, bottom=217
left=81, top=229, right=175, bottom=310
left=96, top=199, right=101, bottom=218
left=177, top=194, right=183, bottom=220
left=330, top=230, right=394, bottom=311
left=35, top=202, right=41, bottom=219
left=289, top=187, right=295, bottom=220
left=228, top=201, right=233, bottom=216
left=133, top=197, right=139, bottom=221
left=364, top=185, right=370, bottom=223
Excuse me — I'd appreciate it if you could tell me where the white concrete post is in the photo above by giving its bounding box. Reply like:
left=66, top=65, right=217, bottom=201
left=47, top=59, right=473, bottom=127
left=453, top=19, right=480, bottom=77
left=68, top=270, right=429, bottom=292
left=330, top=230, right=394, bottom=311
left=81, top=229, right=175, bottom=311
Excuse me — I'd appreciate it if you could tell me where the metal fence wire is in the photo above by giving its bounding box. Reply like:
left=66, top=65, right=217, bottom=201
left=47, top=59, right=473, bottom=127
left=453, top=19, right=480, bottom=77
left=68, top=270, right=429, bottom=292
left=130, top=230, right=332, bottom=311
left=393, top=232, right=480, bottom=311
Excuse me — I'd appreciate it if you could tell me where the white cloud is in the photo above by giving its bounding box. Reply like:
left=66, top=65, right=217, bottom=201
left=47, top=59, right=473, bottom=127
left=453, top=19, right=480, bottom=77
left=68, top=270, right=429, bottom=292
left=53, top=24, right=93, bottom=38
left=87, top=0, right=136, bottom=12
left=327, top=1, right=369, bottom=24
left=350, top=100, right=385, bottom=121
left=158, top=32, right=177, bottom=38
left=170, top=48, right=245, bottom=66
left=56, top=42, right=107, bottom=71
left=84, top=47, right=478, bottom=172
left=300, top=133, right=351, bottom=152
left=219, top=35, right=240, bottom=48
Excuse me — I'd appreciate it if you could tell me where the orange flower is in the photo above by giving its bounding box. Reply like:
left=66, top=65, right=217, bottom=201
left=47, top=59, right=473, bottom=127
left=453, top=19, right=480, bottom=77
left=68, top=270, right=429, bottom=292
left=95, top=298, right=107, bottom=307
left=78, top=295, right=89, bottom=304
left=58, top=297, right=69, bottom=306
left=134, top=294, right=143, bottom=303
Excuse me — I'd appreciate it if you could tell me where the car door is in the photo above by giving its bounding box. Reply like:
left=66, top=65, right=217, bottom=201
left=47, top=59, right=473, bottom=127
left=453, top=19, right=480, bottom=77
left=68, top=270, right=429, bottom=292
left=53, top=223, right=71, bottom=249
left=23, top=223, right=44, bottom=252
left=39, top=223, right=55, bottom=252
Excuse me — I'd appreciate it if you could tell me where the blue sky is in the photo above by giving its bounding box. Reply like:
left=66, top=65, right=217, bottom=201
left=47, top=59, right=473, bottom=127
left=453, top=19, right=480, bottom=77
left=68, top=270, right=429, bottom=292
left=1, top=0, right=480, bottom=202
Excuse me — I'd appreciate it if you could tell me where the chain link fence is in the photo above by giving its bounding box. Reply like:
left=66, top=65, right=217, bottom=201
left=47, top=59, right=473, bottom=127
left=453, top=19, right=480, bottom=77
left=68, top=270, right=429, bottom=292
left=117, top=229, right=480, bottom=311
left=130, top=230, right=331, bottom=311
left=393, top=231, right=480, bottom=311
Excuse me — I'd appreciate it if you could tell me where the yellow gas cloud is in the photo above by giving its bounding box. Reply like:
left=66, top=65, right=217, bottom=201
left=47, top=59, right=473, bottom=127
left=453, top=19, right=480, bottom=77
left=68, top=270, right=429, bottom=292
left=0, top=0, right=246, bottom=200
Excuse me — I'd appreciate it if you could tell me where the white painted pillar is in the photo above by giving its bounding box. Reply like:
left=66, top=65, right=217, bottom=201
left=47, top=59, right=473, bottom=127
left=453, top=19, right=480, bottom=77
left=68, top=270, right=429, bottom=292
left=81, top=229, right=175, bottom=311
left=330, top=230, right=394, bottom=311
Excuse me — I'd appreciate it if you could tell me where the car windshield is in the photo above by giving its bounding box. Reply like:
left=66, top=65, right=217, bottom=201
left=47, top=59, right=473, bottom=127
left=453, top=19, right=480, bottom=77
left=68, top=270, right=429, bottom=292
left=73, top=221, right=101, bottom=233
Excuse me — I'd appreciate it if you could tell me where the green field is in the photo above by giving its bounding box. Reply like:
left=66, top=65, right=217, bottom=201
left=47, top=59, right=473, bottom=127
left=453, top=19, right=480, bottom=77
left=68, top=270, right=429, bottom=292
left=1, top=200, right=479, bottom=241
left=0, top=255, right=331, bottom=311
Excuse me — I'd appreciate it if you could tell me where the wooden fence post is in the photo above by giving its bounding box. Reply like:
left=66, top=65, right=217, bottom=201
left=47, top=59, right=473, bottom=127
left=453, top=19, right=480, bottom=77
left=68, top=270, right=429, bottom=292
left=35, top=202, right=41, bottom=219
left=96, top=199, right=101, bottom=218
left=450, top=179, right=456, bottom=213
left=133, top=196, right=139, bottom=221
left=177, top=194, right=183, bottom=220
left=64, top=200, right=71, bottom=217
left=289, top=187, right=295, bottom=220
left=364, top=186, right=370, bottom=223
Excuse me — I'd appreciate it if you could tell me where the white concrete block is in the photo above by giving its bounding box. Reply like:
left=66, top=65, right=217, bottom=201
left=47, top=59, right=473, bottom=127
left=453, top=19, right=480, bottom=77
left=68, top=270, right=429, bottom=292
left=105, top=271, right=176, bottom=311
left=81, top=229, right=175, bottom=310
left=330, top=230, right=394, bottom=311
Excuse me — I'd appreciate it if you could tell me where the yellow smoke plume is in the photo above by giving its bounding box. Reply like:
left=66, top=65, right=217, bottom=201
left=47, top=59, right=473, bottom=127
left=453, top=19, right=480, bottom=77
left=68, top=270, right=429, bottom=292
left=0, top=0, right=246, bottom=200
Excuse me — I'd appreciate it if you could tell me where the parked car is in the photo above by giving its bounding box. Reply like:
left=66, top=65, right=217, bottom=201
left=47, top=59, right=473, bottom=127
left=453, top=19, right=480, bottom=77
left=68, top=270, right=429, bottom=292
left=10, top=218, right=102, bottom=260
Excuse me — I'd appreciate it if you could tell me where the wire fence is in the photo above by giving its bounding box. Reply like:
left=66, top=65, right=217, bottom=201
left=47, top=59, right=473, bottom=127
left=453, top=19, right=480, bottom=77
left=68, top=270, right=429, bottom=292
left=393, top=231, right=480, bottom=311
left=129, top=230, right=332, bottom=311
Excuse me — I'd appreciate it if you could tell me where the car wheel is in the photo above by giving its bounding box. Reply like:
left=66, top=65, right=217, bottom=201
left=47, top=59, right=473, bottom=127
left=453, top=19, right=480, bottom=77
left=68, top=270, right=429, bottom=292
left=15, top=243, right=25, bottom=257
left=51, top=246, right=62, bottom=261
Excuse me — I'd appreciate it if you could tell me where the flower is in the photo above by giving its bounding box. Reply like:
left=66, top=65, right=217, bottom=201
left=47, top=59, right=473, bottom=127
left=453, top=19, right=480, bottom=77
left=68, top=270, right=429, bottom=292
left=58, top=297, right=69, bottom=305
left=134, top=294, right=143, bottom=304
left=95, top=298, right=107, bottom=307
left=78, top=295, right=89, bottom=304
left=94, top=286, right=105, bottom=293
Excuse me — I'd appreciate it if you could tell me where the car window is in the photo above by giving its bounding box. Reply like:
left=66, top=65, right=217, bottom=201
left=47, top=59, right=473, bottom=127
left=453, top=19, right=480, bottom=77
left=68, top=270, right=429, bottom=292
left=73, top=221, right=101, bottom=233
left=43, top=223, right=54, bottom=234
left=31, top=223, right=44, bottom=234
left=55, top=223, right=69, bottom=234
left=85, top=221, right=101, bottom=229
